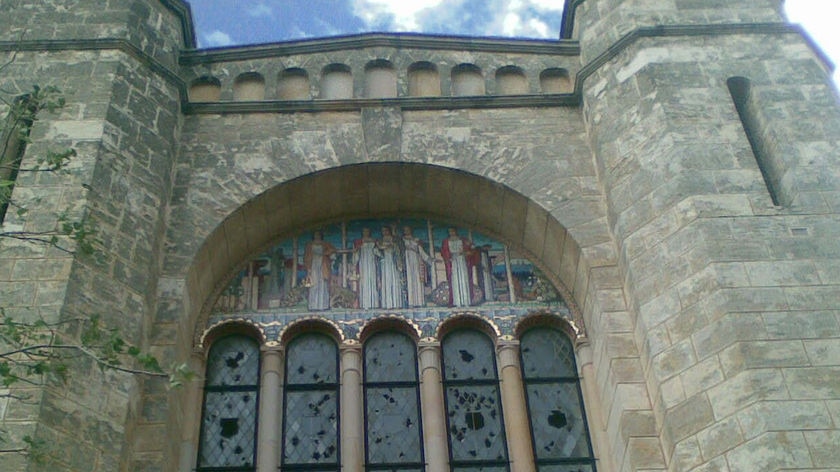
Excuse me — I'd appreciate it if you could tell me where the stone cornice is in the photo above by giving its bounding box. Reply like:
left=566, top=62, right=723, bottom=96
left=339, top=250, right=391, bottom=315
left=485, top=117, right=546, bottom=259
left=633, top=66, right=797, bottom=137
left=179, top=32, right=580, bottom=65
left=182, top=94, right=579, bottom=114
left=0, top=38, right=188, bottom=100
left=574, top=22, right=815, bottom=95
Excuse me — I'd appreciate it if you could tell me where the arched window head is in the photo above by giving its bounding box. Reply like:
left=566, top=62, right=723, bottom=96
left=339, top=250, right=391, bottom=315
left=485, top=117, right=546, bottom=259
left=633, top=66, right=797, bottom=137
left=197, top=335, right=260, bottom=471
left=520, top=327, right=595, bottom=470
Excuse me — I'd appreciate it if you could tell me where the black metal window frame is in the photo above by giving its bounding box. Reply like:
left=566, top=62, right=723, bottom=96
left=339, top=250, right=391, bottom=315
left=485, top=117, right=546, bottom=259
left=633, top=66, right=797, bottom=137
left=196, top=335, right=261, bottom=472
left=362, top=331, right=426, bottom=471
left=519, top=327, right=597, bottom=472
left=281, top=332, right=342, bottom=472
left=440, top=329, right=510, bottom=472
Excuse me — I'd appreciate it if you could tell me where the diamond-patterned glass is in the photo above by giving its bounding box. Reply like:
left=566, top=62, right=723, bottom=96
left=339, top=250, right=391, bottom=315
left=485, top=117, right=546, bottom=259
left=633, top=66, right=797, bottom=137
left=199, top=390, right=258, bottom=468
left=364, top=332, right=416, bottom=382
left=445, top=384, right=507, bottom=462
left=205, top=335, right=260, bottom=387
left=526, top=382, right=591, bottom=459
left=538, top=464, right=594, bottom=472
left=366, top=386, right=422, bottom=464
left=283, top=390, right=339, bottom=465
left=520, top=329, right=576, bottom=379
left=442, top=330, right=496, bottom=381
left=198, top=335, right=260, bottom=470
left=451, top=466, right=508, bottom=472
left=286, top=333, right=338, bottom=384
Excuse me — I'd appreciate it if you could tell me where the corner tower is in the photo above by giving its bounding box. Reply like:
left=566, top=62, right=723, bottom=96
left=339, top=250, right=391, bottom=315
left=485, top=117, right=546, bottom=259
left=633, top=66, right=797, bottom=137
left=572, top=0, right=840, bottom=470
left=0, top=1, right=191, bottom=470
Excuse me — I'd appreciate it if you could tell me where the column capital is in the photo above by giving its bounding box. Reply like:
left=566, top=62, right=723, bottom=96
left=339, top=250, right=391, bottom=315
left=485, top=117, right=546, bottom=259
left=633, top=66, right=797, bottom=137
left=340, top=340, right=363, bottom=353
left=496, top=339, right=521, bottom=369
left=261, top=346, right=284, bottom=376
left=260, top=344, right=284, bottom=354
left=418, top=340, right=442, bottom=373
left=418, top=339, right=441, bottom=351
left=340, top=341, right=363, bottom=375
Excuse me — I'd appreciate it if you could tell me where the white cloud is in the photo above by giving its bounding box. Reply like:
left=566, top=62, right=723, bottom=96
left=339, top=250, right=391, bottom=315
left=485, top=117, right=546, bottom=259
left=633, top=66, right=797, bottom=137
left=352, top=0, right=445, bottom=31
left=352, top=0, right=563, bottom=38
left=204, top=30, right=235, bottom=47
left=785, top=0, right=840, bottom=86
left=247, top=3, right=273, bottom=18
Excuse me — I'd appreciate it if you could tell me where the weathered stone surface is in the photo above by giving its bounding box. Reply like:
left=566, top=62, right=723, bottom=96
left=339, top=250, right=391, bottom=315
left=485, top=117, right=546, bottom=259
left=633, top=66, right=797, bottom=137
left=1, top=1, right=839, bottom=472
left=726, top=432, right=813, bottom=471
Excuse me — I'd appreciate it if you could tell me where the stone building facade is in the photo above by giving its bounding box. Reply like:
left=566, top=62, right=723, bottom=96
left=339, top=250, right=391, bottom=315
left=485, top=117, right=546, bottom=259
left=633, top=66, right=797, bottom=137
left=1, top=0, right=839, bottom=471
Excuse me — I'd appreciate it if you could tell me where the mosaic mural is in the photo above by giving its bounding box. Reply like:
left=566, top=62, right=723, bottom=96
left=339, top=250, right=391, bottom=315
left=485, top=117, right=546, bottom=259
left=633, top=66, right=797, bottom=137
left=214, top=218, right=561, bottom=313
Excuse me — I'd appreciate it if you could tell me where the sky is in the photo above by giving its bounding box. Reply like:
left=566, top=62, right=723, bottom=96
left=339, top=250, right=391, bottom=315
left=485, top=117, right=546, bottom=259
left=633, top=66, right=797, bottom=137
left=185, top=0, right=839, bottom=88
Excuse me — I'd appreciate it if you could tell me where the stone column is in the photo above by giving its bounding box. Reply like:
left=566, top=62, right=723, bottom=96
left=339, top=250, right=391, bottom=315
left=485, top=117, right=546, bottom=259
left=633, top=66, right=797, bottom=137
left=257, top=346, right=284, bottom=472
left=496, top=339, right=535, bottom=472
left=576, top=342, right=613, bottom=472
left=340, top=342, right=364, bottom=472
left=418, top=340, right=449, bottom=472
left=178, top=353, right=205, bottom=472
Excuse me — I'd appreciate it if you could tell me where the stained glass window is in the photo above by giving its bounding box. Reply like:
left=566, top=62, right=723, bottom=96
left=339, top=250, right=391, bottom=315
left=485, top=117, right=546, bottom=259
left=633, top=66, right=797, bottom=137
left=442, top=330, right=508, bottom=471
left=363, top=332, right=424, bottom=470
left=197, top=335, right=260, bottom=471
left=520, top=328, right=595, bottom=471
left=282, top=333, right=340, bottom=470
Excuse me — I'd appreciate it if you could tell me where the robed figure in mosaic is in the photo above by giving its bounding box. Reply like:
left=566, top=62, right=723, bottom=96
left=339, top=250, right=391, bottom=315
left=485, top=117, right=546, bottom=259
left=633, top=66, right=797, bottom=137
left=354, top=227, right=380, bottom=309
left=304, top=231, right=336, bottom=310
left=402, top=226, right=431, bottom=307
left=441, top=227, right=475, bottom=307
left=377, top=226, right=403, bottom=309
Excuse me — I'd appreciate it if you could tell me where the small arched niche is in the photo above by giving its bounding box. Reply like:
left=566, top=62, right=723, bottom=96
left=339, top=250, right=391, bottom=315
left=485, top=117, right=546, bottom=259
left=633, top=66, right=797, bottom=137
left=189, top=76, right=222, bottom=102
left=408, top=61, right=441, bottom=97
left=277, top=68, right=311, bottom=100
left=364, top=59, right=397, bottom=98
left=540, top=68, right=572, bottom=94
left=495, top=66, right=529, bottom=95
left=233, top=72, right=266, bottom=101
left=451, top=63, right=485, bottom=96
left=320, top=63, right=353, bottom=99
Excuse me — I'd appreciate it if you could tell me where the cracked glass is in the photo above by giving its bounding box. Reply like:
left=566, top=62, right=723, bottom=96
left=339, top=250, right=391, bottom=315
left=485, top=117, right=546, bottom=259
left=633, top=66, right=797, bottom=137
left=283, top=333, right=340, bottom=469
left=520, top=328, right=595, bottom=470
left=198, top=335, right=260, bottom=470
left=364, top=332, right=423, bottom=468
left=442, top=330, right=508, bottom=469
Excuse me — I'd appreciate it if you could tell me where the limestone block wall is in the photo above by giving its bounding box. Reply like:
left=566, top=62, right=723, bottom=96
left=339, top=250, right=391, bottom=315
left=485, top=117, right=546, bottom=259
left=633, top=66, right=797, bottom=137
left=568, top=0, right=784, bottom=63
left=580, top=25, right=840, bottom=472
left=0, top=0, right=190, bottom=68
left=0, top=2, right=188, bottom=471
left=0, top=48, right=181, bottom=472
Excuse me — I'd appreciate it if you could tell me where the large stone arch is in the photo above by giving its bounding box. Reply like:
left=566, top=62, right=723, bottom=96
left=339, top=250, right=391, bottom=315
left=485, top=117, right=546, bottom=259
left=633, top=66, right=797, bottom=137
left=184, top=163, right=590, bottom=337
left=162, top=162, right=636, bottom=472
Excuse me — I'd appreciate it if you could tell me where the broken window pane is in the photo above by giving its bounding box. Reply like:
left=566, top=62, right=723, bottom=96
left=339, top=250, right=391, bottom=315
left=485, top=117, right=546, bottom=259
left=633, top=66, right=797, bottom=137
left=442, top=330, right=508, bottom=469
left=364, top=332, right=423, bottom=468
left=520, top=328, right=595, bottom=470
left=198, top=335, right=260, bottom=470
left=283, top=333, right=340, bottom=469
